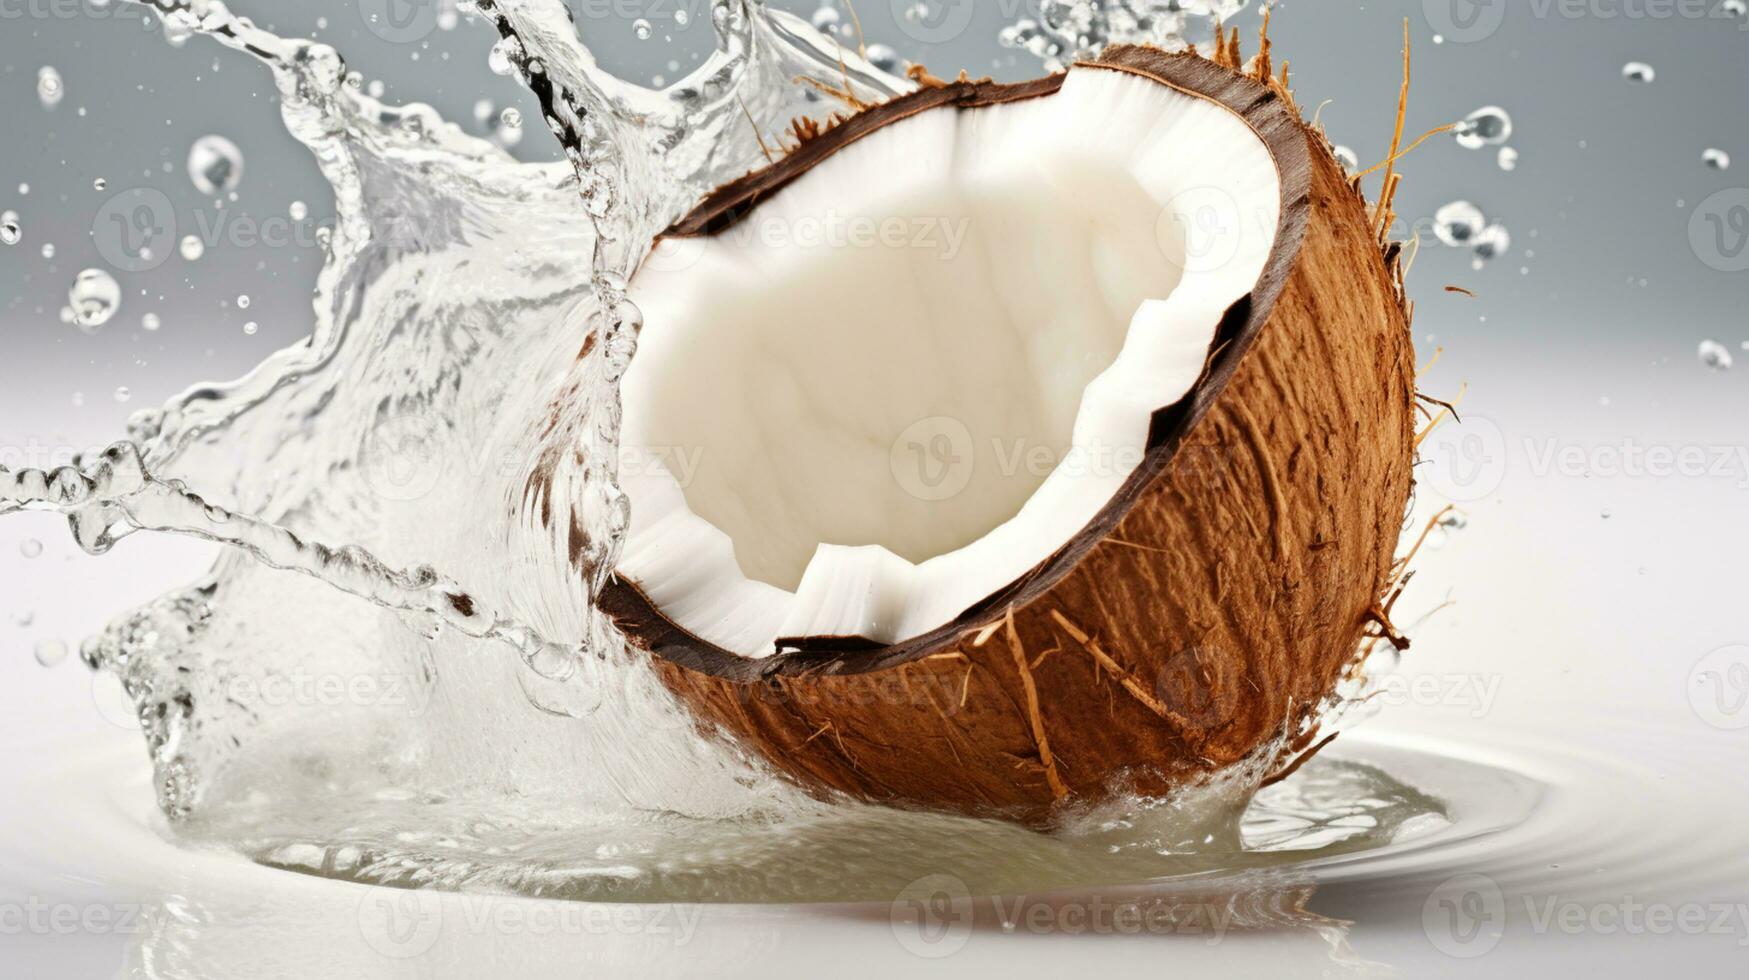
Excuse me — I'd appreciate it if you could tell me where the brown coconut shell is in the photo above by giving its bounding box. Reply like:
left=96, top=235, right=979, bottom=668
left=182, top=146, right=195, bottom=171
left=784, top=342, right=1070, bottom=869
left=599, top=43, right=1419, bottom=826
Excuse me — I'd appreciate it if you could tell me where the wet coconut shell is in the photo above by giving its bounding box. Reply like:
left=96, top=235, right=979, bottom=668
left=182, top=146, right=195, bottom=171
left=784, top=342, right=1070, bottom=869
left=600, top=43, right=1419, bottom=826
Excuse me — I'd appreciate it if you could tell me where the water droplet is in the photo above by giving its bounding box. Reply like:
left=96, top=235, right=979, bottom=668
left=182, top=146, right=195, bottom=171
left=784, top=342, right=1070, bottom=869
left=487, top=37, right=521, bottom=76
left=1497, top=147, right=1519, bottom=172
left=114, top=386, right=131, bottom=403
left=243, top=321, right=258, bottom=335
left=1433, top=201, right=1487, bottom=247
left=1454, top=106, right=1512, bottom=150
left=673, top=8, right=690, bottom=27
left=289, top=200, right=308, bottom=220
left=1725, top=0, right=1748, bottom=16
left=34, top=639, right=69, bottom=668
left=632, top=18, right=653, bottom=40
left=811, top=5, right=841, bottom=31
left=68, top=268, right=121, bottom=332
left=500, top=107, right=522, bottom=129
left=141, top=312, right=161, bottom=331
left=93, top=177, right=107, bottom=192
left=472, top=98, right=495, bottom=126
left=19, top=538, right=44, bottom=559
left=1703, top=148, right=1730, bottom=171
left=1332, top=145, right=1359, bottom=171
left=1472, top=224, right=1511, bottom=262
left=0, top=221, right=18, bottom=246
left=1699, top=339, right=1734, bottom=372
left=1622, top=62, right=1655, bottom=84
left=40, top=242, right=55, bottom=260
left=866, top=44, right=901, bottom=74
left=237, top=294, right=251, bottom=309
left=179, top=234, right=205, bottom=261
left=187, top=135, right=245, bottom=196
left=36, top=66, right=64, bottom=109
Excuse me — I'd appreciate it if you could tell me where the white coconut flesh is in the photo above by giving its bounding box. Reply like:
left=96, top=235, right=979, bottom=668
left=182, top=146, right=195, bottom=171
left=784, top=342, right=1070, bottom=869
left=617, top=69, right=1282, bottom=658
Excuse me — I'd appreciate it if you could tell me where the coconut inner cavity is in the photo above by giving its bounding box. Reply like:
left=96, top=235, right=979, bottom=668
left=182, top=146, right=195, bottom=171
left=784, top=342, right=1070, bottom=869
left=619, top=69, right=1282, bottom=657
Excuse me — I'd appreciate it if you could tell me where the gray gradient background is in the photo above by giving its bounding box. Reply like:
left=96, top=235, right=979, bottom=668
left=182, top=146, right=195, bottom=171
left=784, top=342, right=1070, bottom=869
left=3, top=1, right=1749, bottom=977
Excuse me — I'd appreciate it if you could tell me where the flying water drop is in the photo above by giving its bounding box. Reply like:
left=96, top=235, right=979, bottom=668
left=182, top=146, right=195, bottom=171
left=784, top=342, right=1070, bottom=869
left=68, top=268, right=121, bottom=332
left=34, top=639, right=69, bottom=668
left=1454, top=106, right=1512, bottom=150
left=36, top=66, right=64, bottom=109
left=1433, top=201, right=1487, bottom=247
left=187, top=135, right=245, bottom=196
left=1471, top=224, right=1512, bottom=265
left=1699, top=340, right=1733, bottom=372
left=1622, top=62, right=1655, bottom=84
left=487, top=36, right=522, bottom=76
left=866, top=44, right=901, bottom=74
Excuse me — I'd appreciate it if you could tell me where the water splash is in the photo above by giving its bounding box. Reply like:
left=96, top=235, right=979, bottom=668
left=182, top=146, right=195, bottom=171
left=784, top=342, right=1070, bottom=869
left=0, top=0, right=917, bottom=826
left=0, top=0, right=1428, bottom=900
left=999, top=0, right=1252, bottom=71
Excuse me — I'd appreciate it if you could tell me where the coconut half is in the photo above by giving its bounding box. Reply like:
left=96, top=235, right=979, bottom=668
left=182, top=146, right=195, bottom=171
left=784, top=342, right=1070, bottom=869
left=600, top=45, right=1418, bottom=825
